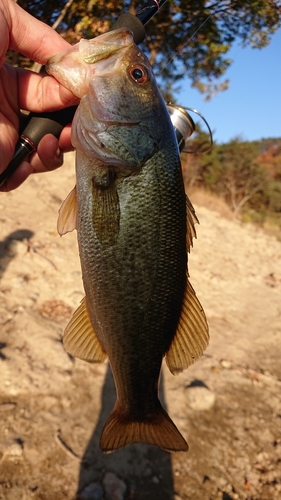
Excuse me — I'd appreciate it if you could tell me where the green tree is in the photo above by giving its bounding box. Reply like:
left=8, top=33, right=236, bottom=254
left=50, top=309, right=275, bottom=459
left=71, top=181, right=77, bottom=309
left=201, top=138, right=268, bottom=215
left=7, top=0, right=281, bottom=97
left=256, top=138, right=281, bottom=181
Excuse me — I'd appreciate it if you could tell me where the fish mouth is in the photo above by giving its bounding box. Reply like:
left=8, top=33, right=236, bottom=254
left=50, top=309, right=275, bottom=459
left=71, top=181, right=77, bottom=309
left=81, top=28, right=134, bottom=64
left=46, top=29, right=135, bottom=98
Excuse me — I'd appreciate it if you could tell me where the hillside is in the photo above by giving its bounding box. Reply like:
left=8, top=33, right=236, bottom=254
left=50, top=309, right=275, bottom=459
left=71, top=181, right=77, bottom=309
left=0, top=152, right=280, bottom=500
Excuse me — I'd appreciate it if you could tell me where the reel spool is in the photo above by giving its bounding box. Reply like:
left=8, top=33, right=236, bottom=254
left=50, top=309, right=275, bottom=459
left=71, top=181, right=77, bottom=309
left=167, top=103, right=213, bottom=153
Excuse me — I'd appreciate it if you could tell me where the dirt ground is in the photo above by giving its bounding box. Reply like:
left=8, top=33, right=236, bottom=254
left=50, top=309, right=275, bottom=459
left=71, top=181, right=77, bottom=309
left=0, top=152, right=281, bottom=500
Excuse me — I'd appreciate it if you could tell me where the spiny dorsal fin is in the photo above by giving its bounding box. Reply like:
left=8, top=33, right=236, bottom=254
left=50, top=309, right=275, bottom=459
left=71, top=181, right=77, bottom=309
left=165, top=278, right=209, bottom=375
left=63, top=297, right=107, bottom=363
left=100, top=400, right=188, bottom=453
left=186, top=195, right=199, bottom=253
left=57, top=186, right=78, bottom=236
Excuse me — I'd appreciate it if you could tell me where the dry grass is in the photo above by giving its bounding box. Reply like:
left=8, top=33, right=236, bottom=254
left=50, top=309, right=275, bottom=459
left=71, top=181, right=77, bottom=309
left=186, top=187, right=234, bottom=219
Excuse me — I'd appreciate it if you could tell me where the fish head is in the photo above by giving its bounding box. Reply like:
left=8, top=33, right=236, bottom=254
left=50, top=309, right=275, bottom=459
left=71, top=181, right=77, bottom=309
left=46, top=28, right=133, bottom=97
left=47, top=29, right=172, bottom=172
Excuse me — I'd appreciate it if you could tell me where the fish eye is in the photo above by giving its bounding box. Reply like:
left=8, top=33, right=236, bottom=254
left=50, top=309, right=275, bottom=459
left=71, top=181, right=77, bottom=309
left=129, top=65, right=149, bottom=84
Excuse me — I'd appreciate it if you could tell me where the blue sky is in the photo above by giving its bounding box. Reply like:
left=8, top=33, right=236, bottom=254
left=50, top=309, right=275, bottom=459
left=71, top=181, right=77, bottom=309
left=176, top=28, right=281, bottom=144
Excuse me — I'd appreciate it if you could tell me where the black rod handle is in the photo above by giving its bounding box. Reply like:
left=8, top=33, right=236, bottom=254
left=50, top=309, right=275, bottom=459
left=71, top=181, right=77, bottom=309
left=0, top=106, right=78, bottom=186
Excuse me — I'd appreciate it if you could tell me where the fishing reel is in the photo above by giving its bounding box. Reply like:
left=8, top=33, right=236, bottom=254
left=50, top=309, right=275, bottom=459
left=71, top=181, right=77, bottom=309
left=167, top=103, right=213, bottom=154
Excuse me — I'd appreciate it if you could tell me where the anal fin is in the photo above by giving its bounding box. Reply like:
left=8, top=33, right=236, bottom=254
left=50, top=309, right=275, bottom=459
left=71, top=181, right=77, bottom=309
left=165, top=278, right=209, bottom=375
left=63, top=297, right=107, bottom=363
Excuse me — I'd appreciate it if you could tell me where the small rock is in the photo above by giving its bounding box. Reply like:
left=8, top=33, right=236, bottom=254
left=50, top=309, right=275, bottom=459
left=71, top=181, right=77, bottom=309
left=79, top=482, right=103, bottom=500
left=38, top=300, right=72, bottom=319
left=29, top=293, right=39, bottom=302
left=4, top=441, right=23, bottom=459
left=217, top=477, right=228, bottom=490
left=102, top=471, right=126, bottom=500
left=221, top=359, right=232, bottom=369
left=0, top=402, right=16, bottom=412
left=256, top=451, right=269, bottom=463
left=186, top=386, right=216, bottom=411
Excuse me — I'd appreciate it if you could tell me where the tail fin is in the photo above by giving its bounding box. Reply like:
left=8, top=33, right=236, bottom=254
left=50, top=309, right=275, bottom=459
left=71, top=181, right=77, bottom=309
left=100, top=401, right=188, bottom=453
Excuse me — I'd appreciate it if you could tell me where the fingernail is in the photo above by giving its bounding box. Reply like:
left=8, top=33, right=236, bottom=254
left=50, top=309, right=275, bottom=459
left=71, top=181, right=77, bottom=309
left=55, top=146, right=63, bottom=159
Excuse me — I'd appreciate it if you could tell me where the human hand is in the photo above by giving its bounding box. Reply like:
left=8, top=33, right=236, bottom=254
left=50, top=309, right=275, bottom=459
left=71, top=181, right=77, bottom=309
left=0, top=0, right=79, bottom=191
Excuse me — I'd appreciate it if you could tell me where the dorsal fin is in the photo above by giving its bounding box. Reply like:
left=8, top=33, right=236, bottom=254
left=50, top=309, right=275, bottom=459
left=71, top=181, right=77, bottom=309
left=57, top=186, right=78, bottom=236
left=63, top=297, right=107, bottom=363
left=186, top=195, right=199, bottom=253
left=165, top=278, right=209, bottom=375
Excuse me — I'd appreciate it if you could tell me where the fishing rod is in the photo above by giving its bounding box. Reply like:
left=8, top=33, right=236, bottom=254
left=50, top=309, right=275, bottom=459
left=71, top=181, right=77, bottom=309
left=0, top=0, right=211, bottom=186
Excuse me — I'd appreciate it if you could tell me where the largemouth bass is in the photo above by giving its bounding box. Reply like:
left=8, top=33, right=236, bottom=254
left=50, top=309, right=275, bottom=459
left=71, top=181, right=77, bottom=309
left=47, top=28, right=209, bottom=453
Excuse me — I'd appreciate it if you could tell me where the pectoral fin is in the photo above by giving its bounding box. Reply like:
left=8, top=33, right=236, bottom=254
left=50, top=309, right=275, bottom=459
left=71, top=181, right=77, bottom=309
left=92, top=181, right=120, bottom=247
left=165, top=279, right=209, bottom=374
left=63, top=297, right=107, bottom=363
left=57, top=186, right=78, bottom=236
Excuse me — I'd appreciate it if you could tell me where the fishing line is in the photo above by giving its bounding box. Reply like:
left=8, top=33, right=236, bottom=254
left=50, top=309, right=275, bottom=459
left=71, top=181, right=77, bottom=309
left=161, top=10, right=215, bottom=153
left=163, top=12, right=213, bottom=72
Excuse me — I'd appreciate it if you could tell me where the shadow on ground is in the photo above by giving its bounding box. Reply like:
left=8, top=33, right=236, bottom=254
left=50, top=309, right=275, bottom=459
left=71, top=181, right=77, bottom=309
left=77, top=365, right=175, bottom=500
left=0, top=229, right=34, bottom=279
